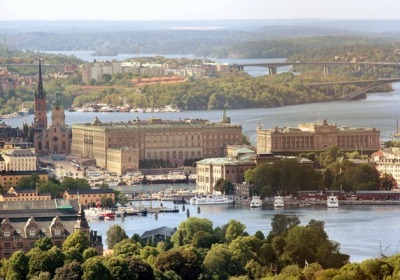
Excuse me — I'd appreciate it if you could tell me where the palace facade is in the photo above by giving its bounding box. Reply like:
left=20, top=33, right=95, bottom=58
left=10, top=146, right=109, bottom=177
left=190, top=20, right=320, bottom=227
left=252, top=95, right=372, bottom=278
left=71, top=115, right=242, bottom=170
left=256, top=119, right=380, bottom=154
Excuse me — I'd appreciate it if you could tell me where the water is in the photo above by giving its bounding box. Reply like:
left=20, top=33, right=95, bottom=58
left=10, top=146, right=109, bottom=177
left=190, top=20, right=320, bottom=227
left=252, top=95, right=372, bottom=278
left=6, top=85, right=400, bottom=145
left=90, top=196, right=400, bottom=263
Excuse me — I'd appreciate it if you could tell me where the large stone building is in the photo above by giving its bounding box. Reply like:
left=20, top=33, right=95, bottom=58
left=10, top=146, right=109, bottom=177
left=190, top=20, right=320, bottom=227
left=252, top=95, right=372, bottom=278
left=257, top=119, right=380, bottom=154
left=0, top=199, right=102, bottom=259
left=34, top=61, right=71, bottom=155
left=71, top=115, right=242, bottom=170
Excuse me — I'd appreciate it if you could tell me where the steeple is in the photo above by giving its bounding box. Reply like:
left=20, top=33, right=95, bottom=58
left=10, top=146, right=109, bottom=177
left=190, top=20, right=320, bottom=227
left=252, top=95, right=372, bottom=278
left=74, top=195, right=90, bottom=235
left=34, top=59, right=48, bottom=129
left=36, top=60, right=45, bottom=99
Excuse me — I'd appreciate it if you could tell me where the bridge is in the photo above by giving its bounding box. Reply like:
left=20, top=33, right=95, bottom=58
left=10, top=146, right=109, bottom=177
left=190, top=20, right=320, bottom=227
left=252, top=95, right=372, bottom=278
left=231, top=61, right=400, bottom=76
left=305, top=78, right=400, bottom=100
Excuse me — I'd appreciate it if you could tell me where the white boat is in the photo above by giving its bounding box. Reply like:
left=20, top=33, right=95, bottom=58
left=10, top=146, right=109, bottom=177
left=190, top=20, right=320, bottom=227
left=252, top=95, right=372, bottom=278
left=250, top=196, right=263, bottom=208
left=84, top=207, right=114, bottom=220
left=327, top=195, right=339, bottom=208
left=189, top=194, right=234, bottom=205
left=273, top=196, right=285, bottom=208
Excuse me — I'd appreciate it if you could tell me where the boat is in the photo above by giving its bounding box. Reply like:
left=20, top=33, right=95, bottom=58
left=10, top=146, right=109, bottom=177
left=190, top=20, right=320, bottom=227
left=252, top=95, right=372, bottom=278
left=117, top=206, right=148, bottom=216
left=327, top=195, right=339, bottom=208
left=273, top=196, right=285, bottom=208
left=249, top=196, right=263, bottom=208
left=84, top=207, right=115, bottom=220
left=159, top=206, right=180, bottom=213
left=173, top=197, right=187, bottom=204
left=189, top=194, right=234, bottom=205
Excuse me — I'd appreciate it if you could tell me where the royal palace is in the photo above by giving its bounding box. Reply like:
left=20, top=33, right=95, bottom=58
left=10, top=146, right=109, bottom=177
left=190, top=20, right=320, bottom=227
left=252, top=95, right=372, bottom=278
left=71, top=114, right=242, bottom=171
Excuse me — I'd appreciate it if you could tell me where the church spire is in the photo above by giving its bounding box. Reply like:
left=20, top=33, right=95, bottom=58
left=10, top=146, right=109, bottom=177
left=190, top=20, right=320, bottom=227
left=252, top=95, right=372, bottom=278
left=36, top=60, right=45, bottom=99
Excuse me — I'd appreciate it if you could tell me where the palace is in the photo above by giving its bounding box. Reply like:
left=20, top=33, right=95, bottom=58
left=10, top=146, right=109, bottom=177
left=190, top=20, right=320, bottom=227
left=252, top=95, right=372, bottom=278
left=71, top=114, right=242, bottom=170
left=34, top=61, right=71, bottom=155
left=256, top=119, right=380, bottom=154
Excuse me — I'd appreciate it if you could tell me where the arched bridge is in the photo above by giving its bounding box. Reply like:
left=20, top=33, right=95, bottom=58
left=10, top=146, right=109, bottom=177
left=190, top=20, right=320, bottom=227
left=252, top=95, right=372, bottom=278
left=305, top=78, right=400, bottom=100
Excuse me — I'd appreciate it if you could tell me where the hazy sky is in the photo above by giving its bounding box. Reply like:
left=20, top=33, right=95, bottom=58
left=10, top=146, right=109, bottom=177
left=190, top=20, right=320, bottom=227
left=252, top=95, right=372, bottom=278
left=1, top=0, right=399, bottom=21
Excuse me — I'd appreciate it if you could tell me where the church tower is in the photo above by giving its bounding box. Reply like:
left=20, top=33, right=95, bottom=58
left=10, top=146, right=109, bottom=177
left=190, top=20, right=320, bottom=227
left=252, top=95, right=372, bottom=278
left=34, top=60, right=48, bottom=129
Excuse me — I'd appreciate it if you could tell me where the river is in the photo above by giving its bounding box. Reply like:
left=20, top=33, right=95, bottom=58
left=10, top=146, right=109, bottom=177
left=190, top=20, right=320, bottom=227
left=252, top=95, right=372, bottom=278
left=9, top=51, right=400, bottom=262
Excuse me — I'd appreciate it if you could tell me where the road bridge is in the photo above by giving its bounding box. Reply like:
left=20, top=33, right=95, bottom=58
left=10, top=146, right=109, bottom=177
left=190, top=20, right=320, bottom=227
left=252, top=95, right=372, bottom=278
left=231, top=61, right=400, bottom=76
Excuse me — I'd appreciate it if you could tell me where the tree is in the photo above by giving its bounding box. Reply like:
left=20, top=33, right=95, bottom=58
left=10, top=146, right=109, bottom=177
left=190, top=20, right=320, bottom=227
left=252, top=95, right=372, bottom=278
left=113, top=238, right=142, bottom=257
left=171, top=217, right=214, bottom=246
left=53, top=261, right=83, bottom=280
left=35, top=237, right=53, bottom=251
left=267, top=214, right=300, bottom=241
left=214, top=179, right=235, bottom=195
left=104, top=256, right=135, bottom=280
left=224, top=220, right=247, bottom=244
left=106, top=224, right=128, bottom=249
left=203, top=244, right=234, bottom=280
left=154, top=248, right=202, bottom=280
left=62, top=230, right=90, bottom=254
left=128, top=257, right=155, bottom=280
left=27, top=247, right=64, bottom=279
left=5, top=251, right=29, bottom=280
left=82, top=257, right=112, bottom=280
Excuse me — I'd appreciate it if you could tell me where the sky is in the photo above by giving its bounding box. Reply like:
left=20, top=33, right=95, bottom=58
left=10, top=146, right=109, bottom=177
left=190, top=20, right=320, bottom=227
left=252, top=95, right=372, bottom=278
left=1, top=0, right=399, bottom=21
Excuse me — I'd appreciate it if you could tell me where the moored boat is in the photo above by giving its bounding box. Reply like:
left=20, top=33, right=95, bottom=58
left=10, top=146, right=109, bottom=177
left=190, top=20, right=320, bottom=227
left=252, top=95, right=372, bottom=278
left=327, top=195, right=339, bottom=208
left=273, top=196, right=285, bottom=208
left=189, top=194, right=234, bottom=205
left=250, top=196, right=263, bottom=208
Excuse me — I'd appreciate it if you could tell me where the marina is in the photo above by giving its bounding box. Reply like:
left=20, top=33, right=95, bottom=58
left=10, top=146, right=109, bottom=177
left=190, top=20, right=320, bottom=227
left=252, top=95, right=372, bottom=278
left=88, top=199, right=400, bottom=263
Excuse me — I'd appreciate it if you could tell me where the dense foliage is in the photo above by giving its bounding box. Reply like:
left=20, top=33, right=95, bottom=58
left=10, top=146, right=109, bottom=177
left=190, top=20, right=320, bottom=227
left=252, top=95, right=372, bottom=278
left=247, top=149, right=397, bottom=197
left=0, top=214, right=362, bottom=279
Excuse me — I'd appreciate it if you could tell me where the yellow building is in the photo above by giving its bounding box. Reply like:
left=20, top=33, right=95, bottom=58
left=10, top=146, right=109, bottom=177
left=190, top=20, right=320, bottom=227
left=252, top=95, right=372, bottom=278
left=71, top=115, right=242, bottom=169
left=0, top=170, right=48, bottom=188
left=106, top=147, right=139, bottom=176
left=257, top=119, right=380, bottom=154
left=63, top=189, right=115, bottom=207
left=0, top=187, right=51, bottom=202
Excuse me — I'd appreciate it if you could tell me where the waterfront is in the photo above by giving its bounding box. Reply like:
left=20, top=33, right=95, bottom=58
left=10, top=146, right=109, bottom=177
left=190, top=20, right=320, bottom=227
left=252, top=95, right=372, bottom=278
left=88, top=198, right=400, bottom=263
left=6, top=84, right=400, bottom=145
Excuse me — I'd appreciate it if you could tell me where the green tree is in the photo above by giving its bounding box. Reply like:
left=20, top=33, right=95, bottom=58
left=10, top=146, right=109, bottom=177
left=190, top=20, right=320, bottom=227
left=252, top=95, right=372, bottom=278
left=82, top=257, right=112, bottom=280
left=203, top=244, right=234, bottom=280
left=35, top=237, right=53, bottom=251
left=171, top=217, right=214, bottom=246
left=53, top=261, right=83, bottom=280
left=113, top=238, right=142, bottom=257
left=5, top=251, right=29, bottom=280
left=106, top=224, right=128, bottom=249
left=105, top=256, right=135, bottom=280
left=62, top=230, right=90, bottom=254
left=267, top=214, right=300, bottom=241
left=224, top=219, right=247, bottom=244
left=154, top=248, right=202, bottom=280
left=128, top=257, right=155, bottom=280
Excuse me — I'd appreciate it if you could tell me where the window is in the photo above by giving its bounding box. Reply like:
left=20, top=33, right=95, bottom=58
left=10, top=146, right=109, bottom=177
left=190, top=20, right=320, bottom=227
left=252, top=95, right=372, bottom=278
left=54, top=229, right=61, bottom=236
left=29, top=230, right=36, bottom=237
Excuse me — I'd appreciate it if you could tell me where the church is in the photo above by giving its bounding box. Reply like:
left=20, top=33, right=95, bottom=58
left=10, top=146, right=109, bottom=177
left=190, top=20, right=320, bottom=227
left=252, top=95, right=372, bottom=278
left=33, top=61, right=71, bottom=155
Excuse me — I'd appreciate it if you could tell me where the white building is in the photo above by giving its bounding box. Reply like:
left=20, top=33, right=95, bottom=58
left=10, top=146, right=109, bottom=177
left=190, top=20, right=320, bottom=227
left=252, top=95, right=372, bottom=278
left=1, top=149, right=37, bottom=171
left=372, top=147, right=400, bottom=187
